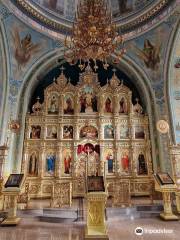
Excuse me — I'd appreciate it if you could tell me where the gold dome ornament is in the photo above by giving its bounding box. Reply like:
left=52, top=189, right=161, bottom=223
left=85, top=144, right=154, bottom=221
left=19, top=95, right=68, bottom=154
left=32, top=97, right=43, bottom=114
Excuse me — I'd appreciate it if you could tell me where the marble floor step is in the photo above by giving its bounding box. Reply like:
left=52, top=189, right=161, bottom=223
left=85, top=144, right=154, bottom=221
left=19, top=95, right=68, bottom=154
left=106, top=205, right=163, bottom=220
left=17, top=204, right=164, bottom=221
left=136, top=205, right=163, bottom=212
left=43, top=208, right=78, bottom=219
left=107, top=213, right=141, bottom=220
left=106, top=207, right=137, bottom=216
left=18, top=209, right=43, bottom=216
left=107, top=211, right=161, bottom=220
left=139, top=211, right=161, bottom=218
left=37, top=215, right=77, bottom=223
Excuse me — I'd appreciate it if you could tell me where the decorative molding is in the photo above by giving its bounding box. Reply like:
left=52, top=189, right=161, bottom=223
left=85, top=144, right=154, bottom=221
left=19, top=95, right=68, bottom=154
left=119, top=0, right=173, bottom=33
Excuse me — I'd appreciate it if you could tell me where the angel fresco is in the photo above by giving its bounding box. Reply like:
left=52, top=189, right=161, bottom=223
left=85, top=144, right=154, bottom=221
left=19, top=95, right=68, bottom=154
left=12, top=27, right=41, bottom=69
left=133, top=39, right=161, bottom=71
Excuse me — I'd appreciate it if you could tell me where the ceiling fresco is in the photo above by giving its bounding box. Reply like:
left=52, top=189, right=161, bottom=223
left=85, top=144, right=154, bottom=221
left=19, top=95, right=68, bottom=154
left=7, top=0, right=174, bottom=39
left=32, top=0, right=155, bottom=20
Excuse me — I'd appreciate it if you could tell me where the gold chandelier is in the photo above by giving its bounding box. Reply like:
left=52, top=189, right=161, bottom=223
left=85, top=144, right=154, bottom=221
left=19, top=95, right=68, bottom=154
left=64, top=0, right=126, bottom=71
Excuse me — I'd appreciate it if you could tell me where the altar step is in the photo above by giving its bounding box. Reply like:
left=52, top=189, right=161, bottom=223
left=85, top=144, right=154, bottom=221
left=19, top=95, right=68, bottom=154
left=17, top=204, right=169, bottom=223
left=106, top=205, right=164, bottom=220
left=18, top=208, right=79, bottom=223
left=39, top=208, right=79, bottom=223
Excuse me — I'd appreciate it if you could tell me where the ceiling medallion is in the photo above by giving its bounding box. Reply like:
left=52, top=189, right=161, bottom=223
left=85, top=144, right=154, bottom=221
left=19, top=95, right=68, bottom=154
left=156, top=120, right=169, bottom=134
left=64, top=0, right=126, bottom=71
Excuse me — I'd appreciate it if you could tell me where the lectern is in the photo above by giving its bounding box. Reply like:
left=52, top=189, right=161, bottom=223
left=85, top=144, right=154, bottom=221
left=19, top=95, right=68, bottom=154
left=1, top=174, right=24, bottom=226
left=85, top=176, right=109, bottom=240
left=154, top=173, right=179, bottom=220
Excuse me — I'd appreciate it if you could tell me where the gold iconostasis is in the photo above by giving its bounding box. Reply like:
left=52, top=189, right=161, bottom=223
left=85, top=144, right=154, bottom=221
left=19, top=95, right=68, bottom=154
left=22, top=67, right=153, bottom=198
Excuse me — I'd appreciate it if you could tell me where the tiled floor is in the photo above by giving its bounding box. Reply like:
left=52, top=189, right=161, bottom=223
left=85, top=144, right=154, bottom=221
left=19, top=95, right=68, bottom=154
left=0, top=216, right=179, bottom=240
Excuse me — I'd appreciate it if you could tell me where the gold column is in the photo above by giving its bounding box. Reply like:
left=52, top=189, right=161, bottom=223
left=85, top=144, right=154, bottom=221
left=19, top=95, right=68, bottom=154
left=56, top=144, right=62, bottom=178
left=74, top=122, right=79, bottom=140
left=74, top=95, right=80, bottom=115
left=40, top=145, right=45, bottom=179
left=98, top=115, right=104, bottom=176
left=100, top=144, right=105, bottom=176
left=99, top=95, right=104, bottom=116
left=59, top=94, right=64, bottom=115
left=113, top=117, right=118, bottom=175
left=113, top=94, right=118, bottom=116
left=85, top=192, right=109, bottom=240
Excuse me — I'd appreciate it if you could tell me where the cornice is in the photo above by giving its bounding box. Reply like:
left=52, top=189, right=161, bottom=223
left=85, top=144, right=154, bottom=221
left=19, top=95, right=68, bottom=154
left=12, top=0, right=71, bottom=35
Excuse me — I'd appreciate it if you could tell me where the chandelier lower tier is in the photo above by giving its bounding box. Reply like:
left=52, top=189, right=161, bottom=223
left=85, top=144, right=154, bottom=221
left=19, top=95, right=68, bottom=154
left=64, top=0, right=126, bottom=71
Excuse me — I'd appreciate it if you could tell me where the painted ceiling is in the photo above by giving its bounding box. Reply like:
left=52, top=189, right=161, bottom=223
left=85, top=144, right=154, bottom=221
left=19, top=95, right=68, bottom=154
left=31, top=0, right=155, bottom=21
left=7, top=0, right=174, bottom=38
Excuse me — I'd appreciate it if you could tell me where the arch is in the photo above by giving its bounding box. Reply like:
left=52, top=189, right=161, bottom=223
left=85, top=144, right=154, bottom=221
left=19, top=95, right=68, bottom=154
left=166, top=19, right=180, bottom=144
left=7, top=49, right=163, bottom=173
left=0, top=19, right=10, bottom=145
left=7, top=48, right=65, bottom=173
